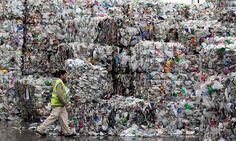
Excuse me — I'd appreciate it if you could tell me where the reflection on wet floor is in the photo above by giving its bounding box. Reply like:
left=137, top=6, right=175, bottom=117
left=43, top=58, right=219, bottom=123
left=0, top=122, right=200, bottom=141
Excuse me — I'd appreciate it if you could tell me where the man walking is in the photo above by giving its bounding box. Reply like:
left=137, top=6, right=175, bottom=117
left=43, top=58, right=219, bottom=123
left=36, top=70, right=75, bottom=137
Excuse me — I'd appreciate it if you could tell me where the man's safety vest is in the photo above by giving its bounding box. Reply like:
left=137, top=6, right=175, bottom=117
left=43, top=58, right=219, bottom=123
left=50, top=79, right=67, bottom=107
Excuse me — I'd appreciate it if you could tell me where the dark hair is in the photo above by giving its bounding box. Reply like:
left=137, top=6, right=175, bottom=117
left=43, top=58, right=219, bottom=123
left=52, top=70, right=67, bottom=78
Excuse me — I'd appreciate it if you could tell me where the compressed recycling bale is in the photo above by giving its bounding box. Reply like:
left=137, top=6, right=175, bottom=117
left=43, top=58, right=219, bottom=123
left=65, top=59, right=112, bottom=100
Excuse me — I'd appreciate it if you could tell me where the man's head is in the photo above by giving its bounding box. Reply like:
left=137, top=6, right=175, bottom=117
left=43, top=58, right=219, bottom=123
left=53, top=70, right=67, bottom=83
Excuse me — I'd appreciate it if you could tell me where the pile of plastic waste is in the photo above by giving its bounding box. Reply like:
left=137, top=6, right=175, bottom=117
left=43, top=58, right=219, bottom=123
left=0, top=0, right=236, bottom=140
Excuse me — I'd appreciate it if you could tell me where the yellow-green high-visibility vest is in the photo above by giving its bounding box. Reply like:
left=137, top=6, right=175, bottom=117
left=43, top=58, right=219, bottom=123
left=50, top=79, right=67, bottom=107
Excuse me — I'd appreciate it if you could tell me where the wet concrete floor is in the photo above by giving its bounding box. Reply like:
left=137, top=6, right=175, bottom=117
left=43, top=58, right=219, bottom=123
left=0, top=121, right=200, bottom=141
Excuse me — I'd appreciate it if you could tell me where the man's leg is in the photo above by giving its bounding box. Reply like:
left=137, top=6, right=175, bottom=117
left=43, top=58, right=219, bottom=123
left=58, top=107, right=72, bottom=135
left=37, top=107, right=61, bottom=133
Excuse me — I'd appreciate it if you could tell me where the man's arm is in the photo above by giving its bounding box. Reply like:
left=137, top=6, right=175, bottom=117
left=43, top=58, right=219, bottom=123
left=57, top=83, right=67, bottom=106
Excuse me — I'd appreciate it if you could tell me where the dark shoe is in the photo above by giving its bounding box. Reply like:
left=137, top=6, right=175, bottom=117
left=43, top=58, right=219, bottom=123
left=64, top=133, right=76, bottom=137
left=36, top=130, right=47, bottom=136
